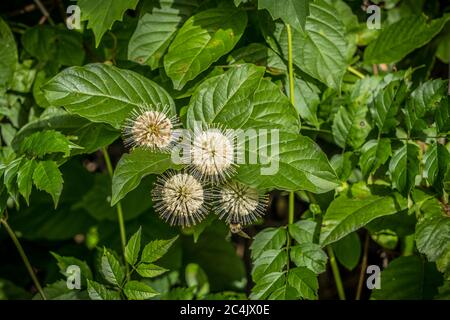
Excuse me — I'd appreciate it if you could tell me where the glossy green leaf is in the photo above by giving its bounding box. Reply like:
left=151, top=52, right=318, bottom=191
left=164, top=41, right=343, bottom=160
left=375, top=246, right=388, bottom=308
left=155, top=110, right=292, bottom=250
left=288, top=220, right=317, bottom=244
left=227, top=43, right=286, bottom=75
left=187, top=64, right=265, bottom=129
left=249, top=272, right=285, bottom=300
left=101, top=249, right=125, bottom=287
left=332, top=102, right=371, bottom=149
left=128, top=0, right=199, bottom=68
left=296, top=0, right=348, bottom=90
left=19, top=130, right=74, bottom=158
left=87, top=280, right=120, bottom=300
left=17, top=159, right=36, bottom=205
left=42, top=63, right=175, bottom=129
left=164, top=8, right=247, bottom=89
left=252, top=249, right=287, bottom=282
left=371, top=80, right=408, bottom=133
left=78, top=0, right=140, bottom=46
left=287, top=267, right=318, bottom=300
left=359, top=139, right=392, bottom=178
left=32, top=160, right=63, bottom=208
left=124, top=281, right=159, bottom=300
left=12, top=110, right=120, bottom=156
left=258, top=0, right=309, bottom=31
left=111, top=149, right=182, bottom=205
left=136, top=263, right=168, bottom=278
left=320, top=191, right=407, bottom=247
left=290, top=244, right=328, bottom=274
left=423, top=143, right=450, bottom=193
left=250, top=227, right=287, bottom=259
left=236, top=132, right=339, bottom=193
left=141, top=236, right=178, bottom=264
left=364, top=14, right=450, bottom=64
left=125, top=227, right=142, bottom=266
left=389, top=142, right=421, bottom=196
left=416, top=210, right=450, bottom=265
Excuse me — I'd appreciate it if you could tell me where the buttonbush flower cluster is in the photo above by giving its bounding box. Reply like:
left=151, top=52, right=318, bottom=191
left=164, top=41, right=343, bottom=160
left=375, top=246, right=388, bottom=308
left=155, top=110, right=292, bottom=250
left=123, top=104, right=268, bottom=229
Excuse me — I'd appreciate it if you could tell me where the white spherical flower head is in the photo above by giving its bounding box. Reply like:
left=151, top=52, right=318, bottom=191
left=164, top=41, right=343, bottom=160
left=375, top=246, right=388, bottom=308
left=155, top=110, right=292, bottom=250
left=124, top=104, right=178, bottom=152
left=152, top=172, right=208, bottom=227
left=214, top=181, right=268, bottom=226
left=190, top=128, right=235, bottom=183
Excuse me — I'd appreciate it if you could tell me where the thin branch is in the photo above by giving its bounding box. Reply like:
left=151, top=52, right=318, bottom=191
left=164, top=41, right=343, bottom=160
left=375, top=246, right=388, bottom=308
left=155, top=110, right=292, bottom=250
left=33, top=0, right=55, bottom=26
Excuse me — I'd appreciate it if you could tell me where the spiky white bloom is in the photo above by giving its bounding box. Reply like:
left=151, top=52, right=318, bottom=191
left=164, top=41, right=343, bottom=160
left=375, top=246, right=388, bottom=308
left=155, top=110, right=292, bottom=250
left=214, top=181, right=268, bottom=226
left=152, top=171, right=209, bottom=227
left=189, top=127, right=236, bottom=183
left=123, top=104, right=179, bottom=152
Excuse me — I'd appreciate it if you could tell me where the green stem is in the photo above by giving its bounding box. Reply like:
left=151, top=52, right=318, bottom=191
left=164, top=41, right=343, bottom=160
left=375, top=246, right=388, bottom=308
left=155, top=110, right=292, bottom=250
left=327, top=246, right=346, bottom=300
left=102, top=147, right=129, bottom=278
left=356, top=232, right=370, bottom=300
left=285, top=23, right=297, bottom=274
left=347, top=66, right=365, bottom=79
left=286, top=23, right=296, bottom=228
left=1, top=219, right=47, bottom=300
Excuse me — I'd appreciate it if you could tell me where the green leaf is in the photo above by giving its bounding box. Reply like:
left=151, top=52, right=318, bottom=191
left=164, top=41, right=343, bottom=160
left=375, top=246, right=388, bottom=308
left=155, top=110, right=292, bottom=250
left=128, top=0, right=199, bottom=68
left=12, top=110, right=120, bottom=156
left=252, top=249, right=287, bottom=282
left=21, top=26, right=85, bottom=67
left=332, top=232, right=361, bottom=271
left=187, top=65, right=300, bottom=132
left=0, top=18, right=18, bottom=90
left=249, top=272, right=285, bottom=300
left=290, top=77, right=320, bottom=128
left=35, top=280, right=88, bottom=300
left=389, top=142, right=421, bottom=196
left=42, top=63, right=175, bottom=129
left=111, top=149, right=182, bottom=205
left=288, top=220, right=317, bottom=244
left=320, top=191, right=407, bottom=247
left=124, top=281, right=159, bottom=300
left=185, top=263, right=210, bottom=297
left=51, top=252, right=93, bottom=286
left=78, top=0, right=140, bottom=46
left=32, top=160, right=63, bottom=208
left=101, top=249, right=125, bottom=287
left=236, top=132, right=340, bottom=193
left=371, top=256, right=443, bottom=300
left=296, top=0, right=348, bottom=90
left=371, top=80, right=408, bottom=133
left=87, top=280, right=120, bottom=300
left=424, top=143, right=450, bottom=193
left=287, top=267, right=318, bottom=300
left=258, top=0, right=309, bottom=31
left=164, top=8, right=247, bottom=89
left=364, top=14, right=450, bottom=64
left=332, top=102, right=371, bottom=149
left=250, top=227, right=287, bottom=259
left=19, top=130, right=75, bottom=158
left=136, top=263, right=168, bottom=278
left=436, top=96, right=450, bottom=134
left=141, top=236, right=178, bottom=264
left=267, top=284, right=298, bottom=300
left=416, top=212, right=450, bottom=265
left=187, top=64, right=265, bottom=128
left=290, top=244, right=328, bottom=274
left=17, top=159, right=36, bottom=205
left=125, top=227, right=142, bottom=266
left=359, top=139, right=392, bottom=178
left=227, top=43, right=286, bottom=75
